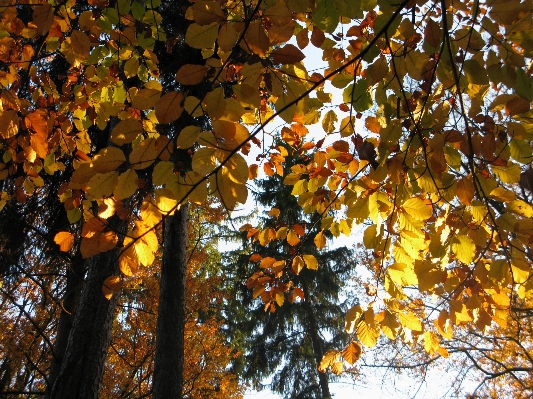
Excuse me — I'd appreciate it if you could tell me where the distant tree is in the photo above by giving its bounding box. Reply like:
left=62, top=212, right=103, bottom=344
left=226, top=141, right=355, bottom=398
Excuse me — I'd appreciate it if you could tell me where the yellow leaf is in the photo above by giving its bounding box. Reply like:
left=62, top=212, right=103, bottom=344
left=451, top=234, right=476, bottom=264
left=119, top=253, right=138, bottom=277
left=345, top=304, right=363, bottom=333
left=489, top=187, right=516, bottom=202
left=153, top=188, right=178, bottom=214
left=175, top=64, right=208, bottom=85
left=97, top=231, right=119, bottom=253
left=275, top=290, right=284, bottom=307
left=85, top=171, right=119, bottom=200
left=91, top=147, right=126, bottom=173
left=211, top=167, right=248, bottom=210
left=388, top=263, right=418, bottom=286
left=269, top=208, right=280, bottom=218
left=259, top=228, right=276, bottom=246
left=155, top=91, right=185, bottom=124
left=115, top=168, right=138, bottom=200
left=177, top=125, right=201, bottom=148
left=133, top=230, right=158, bottom=266
left=205, top=87, right=226, bottom=120
left=398, top=311, right=423, bottom=332
left=380, top=310, right=400, bottom=339
left=357, top=321, right=380, bottom=348
left=492, top=162, right=521, bottom=184
left=152, top=161, right=174, bottom=186
left=129, top=138, right=157, bottom=170
left=54, top=231, right=74, bottom=252
left=185, top=22, right=219, bottom=49
left=318, top=350, right=339, bottom=373
left=314, top=231, right=326, bottom=250
left=292, top=256, right=304, bottom=274
left=402, top=197, right=432, bottom=221
left=303, top=254, right=318, bottom=270
left=259, top=257, right=276, bottom=268
left=423, top=331, right=440, bottom=355
left=330, top=361, right=344, bottom=375
left=342, top=341, right=362, bottom=365
left=132, top=88, right=161, bottom=110
left=97, top=198, right=116, bottom=219
left=110, top=119, right=143, bottom=145
left=102, top=276, right=122, bottom=300
left=217, top=22, right=239, bottom=52
left=192, top=147, right=217, bottom=175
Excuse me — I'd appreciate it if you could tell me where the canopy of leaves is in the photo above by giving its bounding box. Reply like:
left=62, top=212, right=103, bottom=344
left=0, top=0, right=533, bottom=394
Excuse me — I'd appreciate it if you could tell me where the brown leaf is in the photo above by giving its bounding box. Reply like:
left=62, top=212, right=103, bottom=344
left=243, top=20, right=269, bottom=57
left=33, top=4, right=54, bottom=36
left=70, top=30, right=91, bottom=59
left=270, top=44, right=305, bottom=65
left=506, top=96, right=530, bottom=116
left=310, top=26, right=325, bottom=48
left=175, top=64, right=207, bottom=85
left=155, top=91, right=184, bottom=124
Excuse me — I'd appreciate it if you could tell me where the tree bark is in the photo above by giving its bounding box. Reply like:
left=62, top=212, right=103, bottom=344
left=302, top=284, right=331, bottom=399
left=153, top=203, right=189, bottom=399
left=49, top=250, right=120, bottom=399
left=46, top=255, right=85, bottom=398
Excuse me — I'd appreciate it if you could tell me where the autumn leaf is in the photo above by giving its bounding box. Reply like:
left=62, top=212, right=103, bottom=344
left=175, top=64, right=207, bottom=85
left=155, top=91, right=185, bottom=124
left=102, top=276, right=122, bottom=300
left=54, top=231, right=75, bottom=252
left=342, top=341, right=362, bottom=365
left=270, top=44, right=305, bottom=65
left=110, top=119, right=143, bottom=145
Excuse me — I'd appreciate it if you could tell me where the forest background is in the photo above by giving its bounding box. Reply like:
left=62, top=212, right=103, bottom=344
left=1, top=0, right=533, bottom=397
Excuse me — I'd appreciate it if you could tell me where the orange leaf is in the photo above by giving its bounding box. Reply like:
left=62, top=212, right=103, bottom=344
left=102, top=276, right=122, bottom=300
left=54, top=231, right=75, bottom=252
left=155, top=91, right=185, bottom=124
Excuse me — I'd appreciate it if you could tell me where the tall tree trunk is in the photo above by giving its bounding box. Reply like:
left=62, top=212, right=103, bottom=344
left=49, top=249, right=120, bottom=399
left=302, top=284, right=331, bottom=399
left=153, top=203, right=189, bottom=399
left=46, top=254, right=85, bottom=398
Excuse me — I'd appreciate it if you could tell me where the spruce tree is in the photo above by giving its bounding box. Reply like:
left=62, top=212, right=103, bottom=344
left=225, top=141, right=355, bottom=399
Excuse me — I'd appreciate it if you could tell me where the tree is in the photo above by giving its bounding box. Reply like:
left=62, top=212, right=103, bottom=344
left=1, top=0, right=533, bottom=396
left=226, top=141, right=354, bottom=398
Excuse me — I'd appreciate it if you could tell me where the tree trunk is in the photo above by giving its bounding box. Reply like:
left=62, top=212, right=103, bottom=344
left=153, top=203, right=189, bottom=399
left=46, top=254, right=85, bottom=398
left=302, top=284, right=331, bottom=399
left=49, top=250, right=120, bottom=399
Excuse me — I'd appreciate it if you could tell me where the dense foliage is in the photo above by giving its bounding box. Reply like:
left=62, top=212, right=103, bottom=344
left=1, top=0, right=533, bottom=396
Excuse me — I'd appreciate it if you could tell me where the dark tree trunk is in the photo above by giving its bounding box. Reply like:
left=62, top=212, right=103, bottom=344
left=49, top=250, right=120, bottom=399
left=46, top=254, right=85, bottom=398
left=153, top=203, right=189, bottom=399
left=302, top=284, right=331, bottom=399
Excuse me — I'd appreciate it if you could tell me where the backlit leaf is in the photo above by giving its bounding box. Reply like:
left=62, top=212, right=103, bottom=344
left=155, top=91, right=185, bottom=124
left=54, top=232, right=74, bottom=252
